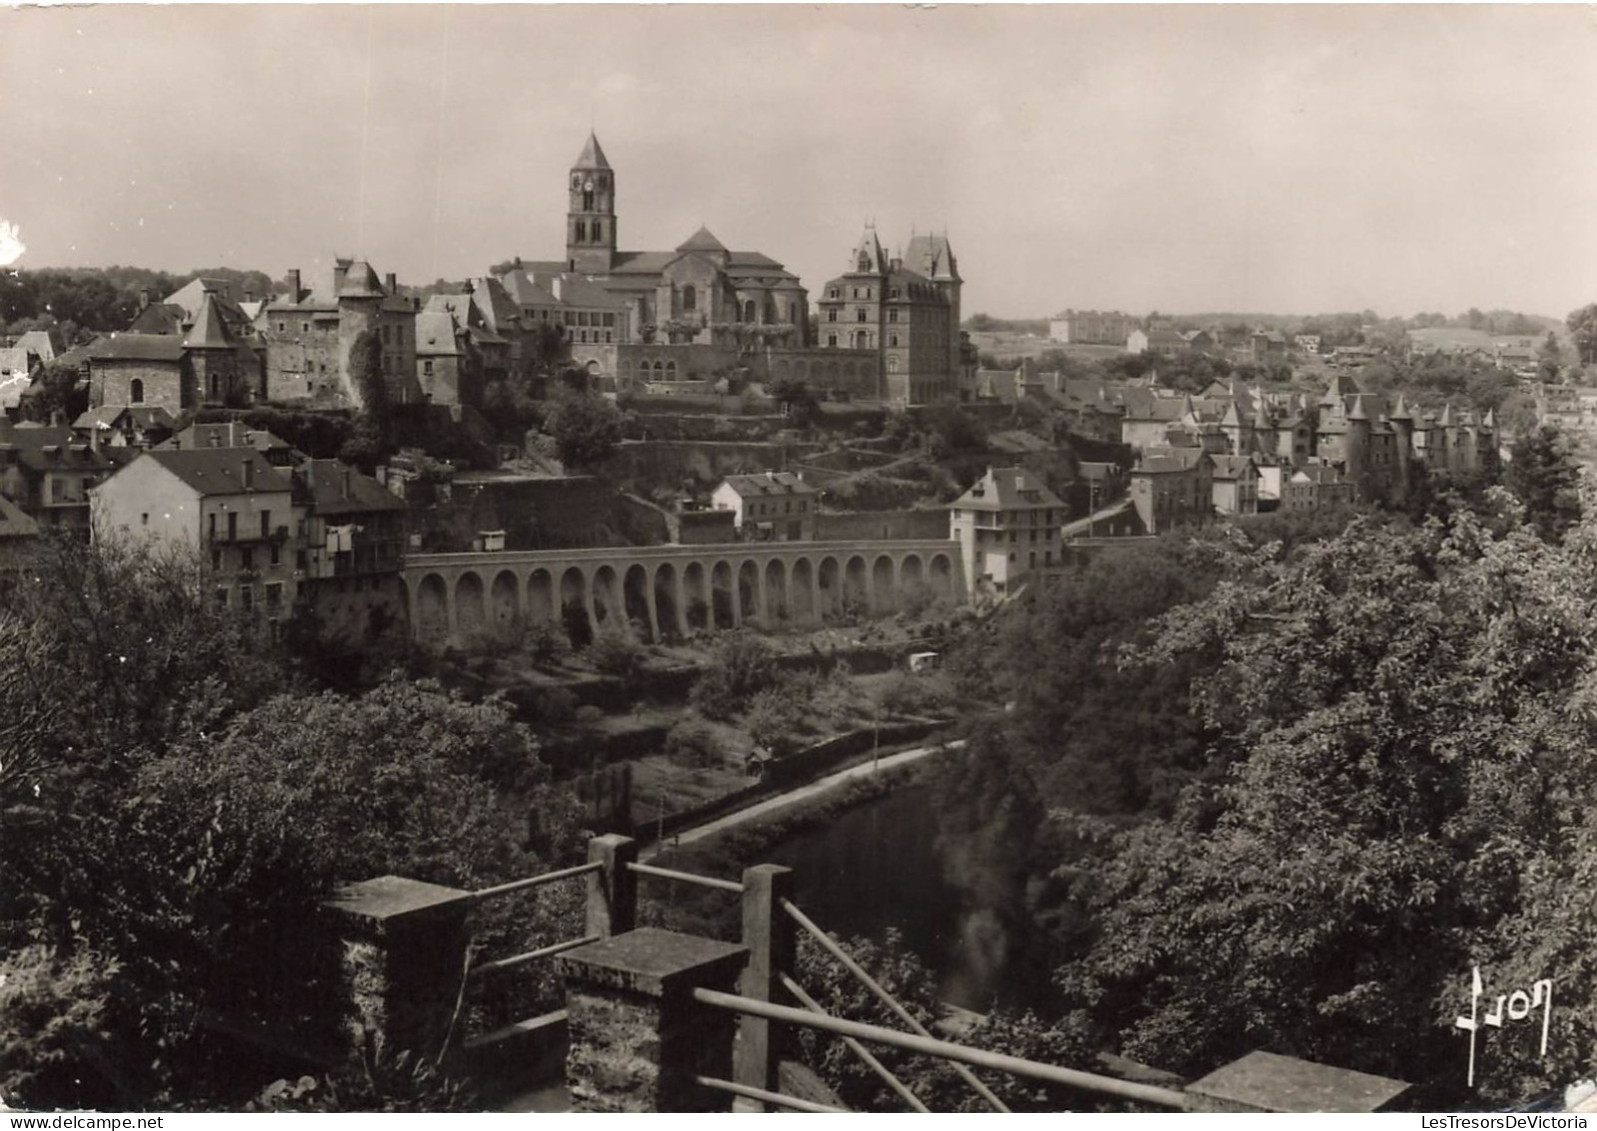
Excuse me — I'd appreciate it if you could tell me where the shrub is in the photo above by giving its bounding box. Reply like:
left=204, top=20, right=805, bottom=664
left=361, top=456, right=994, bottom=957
left=875, top=671, right=951, bottom=718
left=574, top=705, right=604, bottom=725
left=589, top=624, right=644, bottom=679
left=0, top=946, right=118, bottom=1111
left=530, top=686, right=578, bottom=725
left=665, top=719, right=722, bottom=768
left=745, top=683, right=811, bottom=753
left=522, top=620, right=567, bottom=666
left=689, top=631, right=776, bottom=720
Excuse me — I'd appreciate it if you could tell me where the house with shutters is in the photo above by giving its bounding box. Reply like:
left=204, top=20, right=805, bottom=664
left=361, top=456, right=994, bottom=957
left=711, top=472, right=819, bottom=542
left=948, top=466, right=1065, bottom=597
left=91, top=448, right=302, bottom=625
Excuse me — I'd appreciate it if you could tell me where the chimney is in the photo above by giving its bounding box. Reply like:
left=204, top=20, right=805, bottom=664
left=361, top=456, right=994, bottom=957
left=229, top=420, right=240, bottom=447
left=242, top=457, right=254, bottom=490
left=385, top=272, right=397, bottom=295
left=88, top=422, right=101, bottom=454
left=285, top=269, right=301, bottom=304
left=244, top=288, right=255, bottom=304
left=139, top=288, right=150, bottom=310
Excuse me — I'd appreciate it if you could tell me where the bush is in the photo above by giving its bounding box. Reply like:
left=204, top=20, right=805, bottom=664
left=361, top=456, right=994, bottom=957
left=0, top=946, right=118, bottom=1111
left=529, top=686, right=578, bottom=725
left=588, top=624, right=644, bottom=679
left=521, top=620, right=567, bottom=666
left=665, top=718, right=722, bottom=768
left=745, top=684, right=810, bottom=754
left=876, top=671, right=951, bottom=718
left=689, top=632, right=777, bottom=720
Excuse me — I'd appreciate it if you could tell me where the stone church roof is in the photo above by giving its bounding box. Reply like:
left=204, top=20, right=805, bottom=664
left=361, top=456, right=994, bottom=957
left=676, top=225, right=728, bottom=254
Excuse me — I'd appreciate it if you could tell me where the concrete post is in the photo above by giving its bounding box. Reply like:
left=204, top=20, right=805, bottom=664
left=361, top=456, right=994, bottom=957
left=324, top=875, right=472, bottom=1062
left=734, top=864, right=795, bottom=1110
left=585, top=834, right=638, bottom=938
left=558, top=928, right=749, bottom=1112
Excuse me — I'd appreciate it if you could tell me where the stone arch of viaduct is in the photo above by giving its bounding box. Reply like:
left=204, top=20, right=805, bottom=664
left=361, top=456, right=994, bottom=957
left=401, top=539, right=966, bottom=645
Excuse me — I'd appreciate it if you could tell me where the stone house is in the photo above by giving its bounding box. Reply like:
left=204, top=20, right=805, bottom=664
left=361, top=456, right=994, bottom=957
left=711, top=472, right=818, bottom=542
left=1209, top=454, right=1260, bottom=515
left=1129, top=450, right=1213, bottom=534
left=291, top=459, right=408, bottom=643
left=949, top=465, right=1065, bottom=597
left=0, top=420, right=115, bottom=536
left=91, top=448, right=301, bottom=624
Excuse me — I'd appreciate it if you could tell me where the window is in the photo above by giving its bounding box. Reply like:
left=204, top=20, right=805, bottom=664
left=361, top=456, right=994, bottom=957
left=603, top=313, right=615, bottom=327
left=744, top=300, right=757, bottom=323
left=241, top=547, right=255, bottom=571
left=261, top=511, right=271, bottom=539
left=828, top=288, right=838, bottom=299
left=592, top=220, right=602, bottom=241
left=301, top=321, right=310, bottom=333
left=683, top=285, right=697, bottom=312
left=270, top=543, right=280, bottom=567
left=266, top=583, right=282, bottom=613
left=827, top=310, right=837, bottom=323
left=296, top=549, right=308, bottom=571
left=140, top=512, right=149, bottom=526
left=241, top=585, right=254, bottom=613
left=130, top=378, right=144, bottom=404
left=889, top=334, right=899, bottom=347
left=227, top=512, right=237, bottom=542
left=827, top=333, right=837, bottom=347
left=211, top=548, right=222, bottom=571
left=209, top=512, right=217, bottom=540
left=574, top=220, right=586, bottom=241
left=276, top=321, right=287, bottom=333
left=888, top=309, right=898, bottom=323
left=215, top=587, right=228, bottom=607
left=424, top=359, right=433, bottom=376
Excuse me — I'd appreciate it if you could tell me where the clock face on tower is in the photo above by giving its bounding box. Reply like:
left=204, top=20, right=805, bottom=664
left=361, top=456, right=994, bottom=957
left=584, top=179, right=595, bottom=192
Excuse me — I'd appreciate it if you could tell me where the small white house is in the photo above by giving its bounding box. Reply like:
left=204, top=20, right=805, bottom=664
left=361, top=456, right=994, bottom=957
left=710, top=471, right=818, bottom=541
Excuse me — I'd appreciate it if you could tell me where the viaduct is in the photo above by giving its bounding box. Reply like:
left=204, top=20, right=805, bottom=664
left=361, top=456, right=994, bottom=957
left=401, top=539, right=966, bottom=644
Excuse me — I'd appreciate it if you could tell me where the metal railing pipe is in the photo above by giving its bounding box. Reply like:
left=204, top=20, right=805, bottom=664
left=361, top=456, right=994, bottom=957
left=627, top=861, right=746, bottom=893
left=468, top=861, right=603, bottom=902
left=691, top=988, right=1194, bottom=1111
left=779, top=973, right=930, bottom=1113
left=781, top=897, right=1010, bottom=1112
left=696, top=1076, right=846, bottom=1113
left=466, top=934, right=600, bottom=980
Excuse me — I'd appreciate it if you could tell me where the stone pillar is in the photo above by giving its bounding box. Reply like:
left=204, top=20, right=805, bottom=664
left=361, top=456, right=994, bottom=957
left=445, top=574, right=460, bottom=641
left=754, top=562, right=769, bottom=627
left=643, top=578, right=660, bottom=643
left=585, top=833, right=638, bottom=939
left=582, top=571, right=600, bottom=640
left=324, top=876, right=473, bottom=1061
left=672, top=570, right=689, bottom=637
left=734, top=865, right=795, bottom=1110
left=558, top=928, right=749, bottom=1112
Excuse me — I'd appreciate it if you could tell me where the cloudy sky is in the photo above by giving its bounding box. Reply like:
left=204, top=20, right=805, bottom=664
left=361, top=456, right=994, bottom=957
left=2, top=5, right=1594, bottom=320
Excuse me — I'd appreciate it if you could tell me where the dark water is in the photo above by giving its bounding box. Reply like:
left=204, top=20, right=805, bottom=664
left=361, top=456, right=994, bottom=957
left=764, top=782, right=1010, bottom=1012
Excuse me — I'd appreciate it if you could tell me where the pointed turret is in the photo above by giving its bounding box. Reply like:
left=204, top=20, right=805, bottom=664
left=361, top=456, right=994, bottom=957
left=850, top=224, right=888, bottom=275
left=1439, top=403, right=1455, bottom=426
left=1388, top=392, right=1412, bottom=420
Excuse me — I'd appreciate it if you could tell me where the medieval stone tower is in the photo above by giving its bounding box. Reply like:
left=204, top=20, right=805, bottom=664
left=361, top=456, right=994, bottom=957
left=566, top=132, right=617, bottom=274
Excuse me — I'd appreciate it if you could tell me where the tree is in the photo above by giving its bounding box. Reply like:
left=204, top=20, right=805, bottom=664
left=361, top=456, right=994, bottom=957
left=17, top=359, right=88, bottom=424
left=542, top=387, right=622, bottom=471
left=1538, top=330, right=1564, bottom=381
left=768, top=376, right=820, bottom=426
left=1567, top=304, right=1597, bottom=366
left=1060, top=507, right=1597, bottom=1104
left=688, top=631, right=777, bottom=720
left=1506, top=423, right=1582, bottom=542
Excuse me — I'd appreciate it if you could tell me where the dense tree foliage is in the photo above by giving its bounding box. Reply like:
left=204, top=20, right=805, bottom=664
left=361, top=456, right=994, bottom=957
left=0, top=536, right=582, bottom=1110
left=1045, top=498, right=1597, bottom=1105
left=1506, top=424, right=1583, bottom=542
left=1566, top=304, right=1597, bottom=367
left=0, top=266, right=275, bottom=344
left=542, top=387, right=623, bottom=471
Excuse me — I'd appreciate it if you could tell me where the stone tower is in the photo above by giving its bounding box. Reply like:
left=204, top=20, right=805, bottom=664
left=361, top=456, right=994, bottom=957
left=1346, top=395, right=1371, bottom=502
left=1389, top=392, right=1414, bottom=503
left=567, top=132, right=617, bottom=274
left=336, top=259, right=384, bottom=410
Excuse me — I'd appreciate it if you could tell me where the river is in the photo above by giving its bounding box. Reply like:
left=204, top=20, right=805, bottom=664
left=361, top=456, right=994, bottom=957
left=764, top=780, right=1033, bottom=1013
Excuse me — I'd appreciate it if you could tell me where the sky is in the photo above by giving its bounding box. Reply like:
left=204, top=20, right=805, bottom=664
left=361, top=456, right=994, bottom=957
left=2, top=4, right=1595, bottom=320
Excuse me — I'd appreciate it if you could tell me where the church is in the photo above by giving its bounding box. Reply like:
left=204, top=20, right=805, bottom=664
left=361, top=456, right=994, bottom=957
left=507, top=133, right=811, bottom=350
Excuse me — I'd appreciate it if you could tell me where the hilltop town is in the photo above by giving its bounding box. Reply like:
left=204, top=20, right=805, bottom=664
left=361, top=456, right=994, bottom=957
left=5, top=130, right=1597, bottom=1117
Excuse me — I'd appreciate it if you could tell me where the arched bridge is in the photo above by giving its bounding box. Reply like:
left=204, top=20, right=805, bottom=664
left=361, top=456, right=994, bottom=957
left=401, top=539, right=966, bottom=644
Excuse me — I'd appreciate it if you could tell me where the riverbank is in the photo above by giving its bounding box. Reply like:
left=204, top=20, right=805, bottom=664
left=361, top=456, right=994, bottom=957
left=637, top=742, right=957, bottom=939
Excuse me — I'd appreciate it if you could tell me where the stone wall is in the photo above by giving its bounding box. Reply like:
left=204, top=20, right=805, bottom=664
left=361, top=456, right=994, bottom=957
left=91, top=358, right=189, bottom=412
left=814, top=508, right=949, bottom=543
left=407, top=475, right=623, bottom=552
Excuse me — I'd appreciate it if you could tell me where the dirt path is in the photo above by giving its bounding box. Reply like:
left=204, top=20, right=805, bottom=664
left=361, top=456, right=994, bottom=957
left=647, top=738, right=964, bottom=856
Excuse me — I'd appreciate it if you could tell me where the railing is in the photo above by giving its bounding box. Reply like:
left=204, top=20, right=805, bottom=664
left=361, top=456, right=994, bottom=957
left=435, top=832, right=1195, bottom=1112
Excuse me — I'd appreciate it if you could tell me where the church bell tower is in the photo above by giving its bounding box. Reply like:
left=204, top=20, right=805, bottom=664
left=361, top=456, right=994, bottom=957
left=566, top=132, right=617, bottom=274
